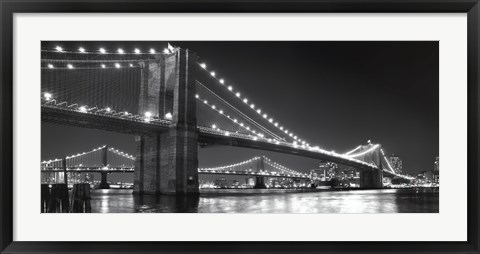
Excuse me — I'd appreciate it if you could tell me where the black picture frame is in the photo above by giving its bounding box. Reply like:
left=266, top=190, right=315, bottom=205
left=1, top=1, right=479, bottom=253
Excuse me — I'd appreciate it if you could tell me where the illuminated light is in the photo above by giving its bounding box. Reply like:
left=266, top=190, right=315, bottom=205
left=210, top=71, right=216, bottom=77
left=200, top=63, right=207, bottom=69
left=257, top=109, right=261, bottom=114
left=55, top=46, right=63, bottom=52
left=150, top=48, right=156, bottom=54
left=124, top=111, right=129, bottom=116
left=99, top=48, right=106, bottom=54
left=263, top=114, right=267, bottom=118
left=212, top=124, right=217, bottom=129
left=211, top=105, right=216, bottom=109
left=225, top=131, right=230, bottom=136
left=246, top=127, right=250, bottom=130
left=250, top=104, right=255, bottom=109
left=144, top=112, right=152, bottom=118
left=129, top=63, right=133, bottom=67
left=285, top=130, right=288, bottom=134
left=269, top=118, right=273, bottom=123
left=164, top=112, right=173, bottom=119
left=115, top=63, right=121, bottom=68
left=44, top=92, right=52, bottom=100
left=79, top=47, right=85, bottom=53
left=105, top=107, right=111, bottom=112
left=345, top=145, right=362, bottom=155
left=134, top=48, right=141, bottom=54
left=144, top=118, right=151, bottom=123
left=235, top=92, right=241, bottom=97
left=274, top=122, right=278, bottom=127
left=47, top=64, right=54, bottom=69
left=253, top=137, right=258, bottom=141
left=240, top=123, right=244, bottom=127
left=228, top=86, right=233, bottom=91
left=101, top=64, right=106, bottom=68
left=219, top=110, right=223, bottom=114
left=79, top=106, right=87, bottom=112
left=163, top=48, right=170, bottom=54
left=67, top=64, right=74, bottom=69
left=348, top=144, right=380, bottom=158
left=195, top=94, right=199, bottom=98
left=280, top=126, right=284, bottom=130
left=219, top=79, right=224, bottom=84
left=233, top=119, right=238, bottom=123
left=203, top=100, right=208, bottom=104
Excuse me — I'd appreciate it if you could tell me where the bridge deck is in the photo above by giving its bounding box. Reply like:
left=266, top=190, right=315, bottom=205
left=42, top=105, right=170, bottom=135
left=42, top=105, right=377, bottom=171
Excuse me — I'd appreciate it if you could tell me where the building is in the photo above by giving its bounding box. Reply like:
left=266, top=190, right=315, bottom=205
left=315, top=162, right=338, bottom=181
left=390, top=154, right=403, bottom=174
left=310, top=169, right=320, bottom=180
left=433, top=156, right=439, bottom=183
left=214, top=177, right=227, bottom=188
left=246, top=177, right=255, bottom=187
left=343, top=168, right=358, bottom=179
left=417, top=171, right=433, bottom=183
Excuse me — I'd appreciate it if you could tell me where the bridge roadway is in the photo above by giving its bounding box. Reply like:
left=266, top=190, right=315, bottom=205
left=42, top=105, right=377, bottom=172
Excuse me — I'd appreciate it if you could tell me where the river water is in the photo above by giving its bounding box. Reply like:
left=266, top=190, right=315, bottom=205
left=90, top=188, right=438, bottom=213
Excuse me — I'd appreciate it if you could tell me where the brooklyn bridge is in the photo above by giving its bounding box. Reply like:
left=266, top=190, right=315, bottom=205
left=41, top=44, right=414, bottom=195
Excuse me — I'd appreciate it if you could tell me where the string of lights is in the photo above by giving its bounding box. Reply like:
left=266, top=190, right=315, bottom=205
left=41, top=92, right=172, bottom=125
left=195, top=99, right=381, bottom=169
left=344, top=145, right=362, bottom=155
left=108, top=147, right=136, bottom=160
left=197, top=61, right=312, bottom=147
left=198, top=156, right=306, bottom=177
left=198, top=157, right=260, bottom=171
left=346, top=144, right=380, bottom=158
left=380, top=148, right=396, bottom=174
left=41, top=145, right=107, bottom=164
left=196, top=94, right=267, bottom=140
left=196, top=81, right=286, bottom=142
left=42, top=145, right=136, bottom=169
left=42, top=46, right=172, bottom=55
left=263, top=157, right=305, bottom=177
left=42, top=61, right=140, bottom=70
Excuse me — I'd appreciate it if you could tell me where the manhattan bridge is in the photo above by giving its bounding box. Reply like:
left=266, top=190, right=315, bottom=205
left=40, top=43, right=414, bottom=195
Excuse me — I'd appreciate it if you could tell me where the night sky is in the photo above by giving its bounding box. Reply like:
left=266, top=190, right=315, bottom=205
left=41, top=41, right=439, bottom=179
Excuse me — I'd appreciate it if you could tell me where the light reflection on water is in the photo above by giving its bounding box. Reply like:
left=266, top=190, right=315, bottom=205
left=90, top=188, right=439, bottom=213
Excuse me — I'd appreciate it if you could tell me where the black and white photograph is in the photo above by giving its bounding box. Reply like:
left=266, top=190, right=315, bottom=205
left=40, top=41, right=439, bottom=214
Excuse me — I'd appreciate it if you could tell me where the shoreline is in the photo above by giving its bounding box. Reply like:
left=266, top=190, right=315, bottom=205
left=90, top=187, right=439, bottom=197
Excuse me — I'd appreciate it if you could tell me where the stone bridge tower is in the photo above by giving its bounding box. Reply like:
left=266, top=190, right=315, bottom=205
left=134, top=47, right=199, bottom=195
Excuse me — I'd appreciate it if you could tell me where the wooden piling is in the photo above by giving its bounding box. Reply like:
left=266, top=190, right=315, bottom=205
left=41, top=184, right=69, bottom=213
left=70, top=183, right=91, bottom=213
